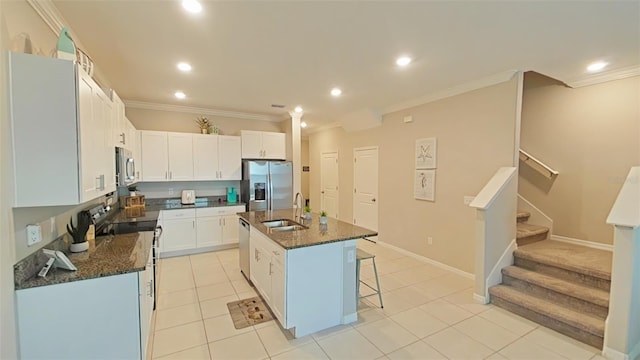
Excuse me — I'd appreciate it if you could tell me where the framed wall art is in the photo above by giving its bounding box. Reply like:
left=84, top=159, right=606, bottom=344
left=415, top=137, right=437, bottom=169
left=414, top=169, right=435, bottom=201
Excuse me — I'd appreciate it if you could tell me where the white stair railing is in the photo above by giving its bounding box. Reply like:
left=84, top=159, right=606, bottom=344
left=519, top=149, right=559, bottom=179
left=469, top=167, right=518, bottom=303
left=603, top=166, right=640, bottom=360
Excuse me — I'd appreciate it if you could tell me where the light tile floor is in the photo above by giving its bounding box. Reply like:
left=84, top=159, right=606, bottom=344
left=149, top=240, right=604, bottom=360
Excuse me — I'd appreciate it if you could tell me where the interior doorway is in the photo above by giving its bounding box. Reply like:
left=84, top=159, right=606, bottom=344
left=353, top=147, right=378, bottom=236
left=320, top=152, right=339, bottom=218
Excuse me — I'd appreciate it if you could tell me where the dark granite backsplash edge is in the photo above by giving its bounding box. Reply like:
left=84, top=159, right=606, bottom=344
left=14, top=233, right=70, bottom=288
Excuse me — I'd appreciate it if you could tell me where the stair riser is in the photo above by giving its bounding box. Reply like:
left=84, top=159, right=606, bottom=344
left=490, top=295, right=603, bottom=349
left=514, top=257, right=611, bottom=291
left=517, top=231, right=548, bottom=246
left=502, top=274, right=609, bottom=319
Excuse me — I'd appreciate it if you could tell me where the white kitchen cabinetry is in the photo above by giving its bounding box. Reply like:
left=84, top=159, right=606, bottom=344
left=160, top=209, right=197, bottom=252
left=161, top=206, right=244, bottom=257
left=168, top=133, right=195, bottom=180
left=111, top=90, right=128, bottom=148
left=9, top=52, right=115, bottom=207
left=15, top=251, right=154, bottom=359
left=218, top=136, right=242, bottom=180
left=191, top=134, right=242, bottom=180
left=140, top=131, right=169, bottom=181
left=248, top=226, right=358, bottom=337
left=140, top=131, right=195, bottom=181
left=241, top=130, right=286, bottom=159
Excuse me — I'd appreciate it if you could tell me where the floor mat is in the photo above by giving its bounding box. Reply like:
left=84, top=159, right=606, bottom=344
left=226, top=296, right=274, bottom=329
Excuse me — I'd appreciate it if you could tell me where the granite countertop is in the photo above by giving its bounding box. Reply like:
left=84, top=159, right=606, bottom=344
left=15, top=231, right=154, bottom=290
left=110, top=208, right=160, bottom=224
left=238, top=209, right=377, bottom=250
left=145, top=197, right=245, bottom=211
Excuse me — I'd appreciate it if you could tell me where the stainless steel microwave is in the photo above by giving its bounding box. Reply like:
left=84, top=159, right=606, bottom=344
left=115, top=147, right=136, bottom=186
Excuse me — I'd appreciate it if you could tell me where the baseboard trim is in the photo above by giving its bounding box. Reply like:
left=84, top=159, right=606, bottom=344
left=485, top=239, right=517, bottom=298
left=550, top=235, right=613, bottom=252
left=603, top=346, right=634, bottom=360
left=342, top=313, right=358, bottom=324
left=159, top=243, right=238, bottom=259
left=374, top=240, right=475, bottom=280
left=473, top=293, right=488, bottom=305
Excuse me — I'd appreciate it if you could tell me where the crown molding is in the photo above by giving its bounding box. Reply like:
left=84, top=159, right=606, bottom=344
left=383, top=70, right=519, bottom=115
left=26, top=0, right=65, bottom=35
left=565, top=65, right=640, bottom=88
left=124, top=100, right=283, bottom=122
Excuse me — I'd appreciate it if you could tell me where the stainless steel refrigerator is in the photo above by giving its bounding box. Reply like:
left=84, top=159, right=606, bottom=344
left=240, top=160, right=293, bottom=211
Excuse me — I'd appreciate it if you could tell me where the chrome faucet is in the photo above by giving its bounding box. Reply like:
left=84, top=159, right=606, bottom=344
left=294, top=192, right=304, bottom=220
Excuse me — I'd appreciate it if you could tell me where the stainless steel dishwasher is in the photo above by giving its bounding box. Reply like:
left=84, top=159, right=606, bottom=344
left=239, top=218, right=251, bottom=281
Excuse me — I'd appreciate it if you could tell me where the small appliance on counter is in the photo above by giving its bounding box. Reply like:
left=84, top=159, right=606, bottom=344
left=227, top=187, right=237, bottom=203
left=181, top=190, right=196, bottom=205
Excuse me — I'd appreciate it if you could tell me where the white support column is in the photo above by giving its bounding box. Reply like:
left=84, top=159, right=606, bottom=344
left=289, top=112, right=302, bottom=199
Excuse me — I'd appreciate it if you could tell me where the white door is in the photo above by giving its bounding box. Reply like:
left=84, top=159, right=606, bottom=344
left=77, top=73, right=99, bottom=202
left=221, top=214, right=239, bottom=244
left=162, top=218, right=197, bottom=252
left=353, top=147, right=378, bottom=233
left=167, top=132, right=194, bottom=180
left=241, top=130, right=263, bottom=158
left=321, top=152, right=339, bottom=218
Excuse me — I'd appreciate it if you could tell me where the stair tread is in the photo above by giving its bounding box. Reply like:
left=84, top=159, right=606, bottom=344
left=502, top=266, right=609, bottom=307
left=517, top=211, right=531, bottom=222
left=514, top=240, right=612, bottom=280
left=489, top=285, right=604, bottom=337
left=516, top=223, right=549, bottom=238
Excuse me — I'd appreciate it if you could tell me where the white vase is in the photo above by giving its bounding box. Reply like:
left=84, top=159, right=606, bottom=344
left=305, top=212, right=312, bottom=220
left=320, top=216, right=328, bottom=225
left=70, top=241, right=89, bottom=253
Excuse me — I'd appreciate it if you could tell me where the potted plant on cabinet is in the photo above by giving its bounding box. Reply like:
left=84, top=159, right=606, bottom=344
left=304, top=205, right=312, bottom=220
left=319, top=211, right=328, bottom=225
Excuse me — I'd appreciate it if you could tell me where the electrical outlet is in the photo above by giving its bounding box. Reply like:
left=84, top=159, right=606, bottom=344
left=27, top=224, right=42, bottom=246
left=427, top=236, right=433, bottom=245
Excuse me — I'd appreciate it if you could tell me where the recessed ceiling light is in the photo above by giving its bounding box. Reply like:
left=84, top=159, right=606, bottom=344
left=182, top=0, right=202, bottom=13
left=396, top=56, right=412, bottom=67
left=177, top=62, right=192, bottom=72
left=587, top=61, right=608, bottom=73
left=294, top=106, right=303, bottom=113
left=300, top=121, right=308, bottom=128
left=330, top=87, right=342, bottom=97
left=174, top=91, right=186, bottom=99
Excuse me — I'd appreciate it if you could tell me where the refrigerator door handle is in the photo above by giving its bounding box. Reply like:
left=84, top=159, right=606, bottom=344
left=267, top=172, right=273, bottom=210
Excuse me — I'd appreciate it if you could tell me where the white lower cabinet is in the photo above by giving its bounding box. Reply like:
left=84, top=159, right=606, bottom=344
left=160, top=206, right=244, bottom=257
left=15, top=250, right=154, bottom=360
left=248, top=226, right=359, bottom=338
left=161, top=209, right=197, bottom=253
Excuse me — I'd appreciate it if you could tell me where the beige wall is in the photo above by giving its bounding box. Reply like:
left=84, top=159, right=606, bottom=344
left=519, top=73, right=640, bottom=244
left=310, top=78, right=520, bottom=273
left=126, top=107, right=283, bottom=135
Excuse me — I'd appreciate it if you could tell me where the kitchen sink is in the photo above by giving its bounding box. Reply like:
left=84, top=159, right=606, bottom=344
left=262, top=219, right=308, bottom=232
left=262, top=219, right=303, bottom=228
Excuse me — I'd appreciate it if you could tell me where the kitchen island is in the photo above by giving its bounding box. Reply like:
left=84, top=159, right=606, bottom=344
left=238, top=209, right=377, bottom=337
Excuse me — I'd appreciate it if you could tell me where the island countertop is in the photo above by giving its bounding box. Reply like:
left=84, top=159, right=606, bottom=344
left=237, top=209, right=377, bottom=250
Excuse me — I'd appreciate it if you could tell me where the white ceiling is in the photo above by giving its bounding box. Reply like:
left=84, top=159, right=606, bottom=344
left=52, top=1, right=640, bottom=130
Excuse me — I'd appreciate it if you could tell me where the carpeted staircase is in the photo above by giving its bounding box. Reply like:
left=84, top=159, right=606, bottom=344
left=489, top=212, right=613, bottom=349
left=516, top=211, right=549, bottom=245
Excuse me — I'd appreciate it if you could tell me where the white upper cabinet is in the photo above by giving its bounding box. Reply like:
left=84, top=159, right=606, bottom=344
left=167, top=133, right=194, bottom=180
left=9, top=52, right=114, bottom=207
left=218, top=136, right=242, bottom=180
left=141, top=132, right=240, bottom=182
left=140, top=131, right=169, bottom=181
left=193, top=135, right=219, bottom=180
left=241, top=130, right=286, bottom=160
